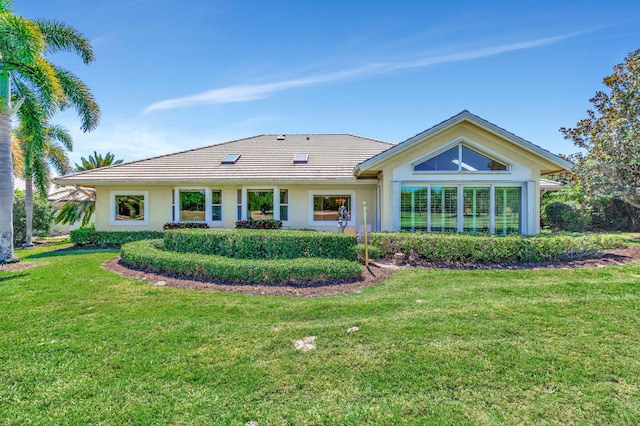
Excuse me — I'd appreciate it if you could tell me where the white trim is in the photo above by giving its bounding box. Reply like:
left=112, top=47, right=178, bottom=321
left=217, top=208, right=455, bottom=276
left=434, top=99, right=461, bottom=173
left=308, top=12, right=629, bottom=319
left=109, top=190, right=149, bottom=226
left=308, top=190, right=357, bottom=227
left=356, top=110, right=573, bottom=174
left=411, top=138, right=512, bottom=174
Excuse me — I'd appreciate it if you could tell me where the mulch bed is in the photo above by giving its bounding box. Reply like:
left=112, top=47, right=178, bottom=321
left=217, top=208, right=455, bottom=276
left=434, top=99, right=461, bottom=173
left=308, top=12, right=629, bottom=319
left=100, top=245, right=640, bottom=297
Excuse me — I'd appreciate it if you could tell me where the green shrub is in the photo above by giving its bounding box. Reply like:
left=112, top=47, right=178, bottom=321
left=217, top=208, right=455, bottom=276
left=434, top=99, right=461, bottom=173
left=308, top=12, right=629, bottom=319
left=370, top=232, right=625, bottom=263
left=163, top=229, right=358, bottom=260
left=543, top=201, right=590, bottom=232
left=352, top=244, right=384, bottom=264
left=71, top=227, right=163, bottom=246
left=235, top=219, right=282, bottom=229
left=13, top=190, right=54, bottom=245
left=163, top=222, right=210, bottom=230
left=121, top=239, right=363, bottom=284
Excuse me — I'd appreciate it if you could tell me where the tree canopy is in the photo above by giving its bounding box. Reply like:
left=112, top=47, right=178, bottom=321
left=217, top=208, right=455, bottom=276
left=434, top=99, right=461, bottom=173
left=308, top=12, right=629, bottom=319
left=561, top=49, right=640, bottom=209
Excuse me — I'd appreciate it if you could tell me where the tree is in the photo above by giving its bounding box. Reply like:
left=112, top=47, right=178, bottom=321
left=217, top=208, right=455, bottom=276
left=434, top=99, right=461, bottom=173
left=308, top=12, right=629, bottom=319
left=55, top=151, right=122, bottom=227
left=12, top=190, right=53, bottom=246
left=15, top=124, right=73, bottom=246
left=0, top=1, right=100, bottom=262
left=561, top=49, right=640, bottom=209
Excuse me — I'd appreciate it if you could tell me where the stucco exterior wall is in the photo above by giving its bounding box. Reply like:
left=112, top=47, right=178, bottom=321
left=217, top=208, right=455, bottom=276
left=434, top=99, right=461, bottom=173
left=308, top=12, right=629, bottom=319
left=94, top=182, right=378, bottom=232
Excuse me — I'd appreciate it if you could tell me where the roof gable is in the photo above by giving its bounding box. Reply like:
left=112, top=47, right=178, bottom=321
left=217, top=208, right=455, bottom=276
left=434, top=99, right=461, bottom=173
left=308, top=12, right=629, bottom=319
left=355, top=110, right=572, bottom=176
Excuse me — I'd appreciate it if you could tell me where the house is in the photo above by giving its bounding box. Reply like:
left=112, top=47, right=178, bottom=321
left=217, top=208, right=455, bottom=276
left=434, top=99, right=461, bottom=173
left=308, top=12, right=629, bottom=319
left=13, top=177, right=93, bottom=234
left=54, top=111, right=572, bottom=235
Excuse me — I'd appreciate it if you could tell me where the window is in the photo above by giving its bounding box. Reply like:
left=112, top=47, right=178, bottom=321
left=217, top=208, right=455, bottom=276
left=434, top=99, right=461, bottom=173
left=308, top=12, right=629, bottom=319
left=211, top=190, right=222, bottom=221
left=430, top=186, right=458, bottom=232
left=110, top=191, right=148, bottom=225
left=280, top=189, right=289, bottom=221
left=463, top=187, right=490, bottom=232
left=247, top=190, right=273, bottom=220
left=221, top=153, right=241, bottom=164
left=415, top=144, right=507, bottom=172
left=313, top=195, right=351, bottom=222
left=115, top=195, right=145, bottom=221
left=495, top=187, right=521, bottom=235
left=399, top=184, right=522, bottom=234
left=400, top=187, right=428, bottom=231
left=179, top=189, right=206, bottom=221
left=293, top=153, right=308, bottom=163
left=237, top=189, right=242, bottom=220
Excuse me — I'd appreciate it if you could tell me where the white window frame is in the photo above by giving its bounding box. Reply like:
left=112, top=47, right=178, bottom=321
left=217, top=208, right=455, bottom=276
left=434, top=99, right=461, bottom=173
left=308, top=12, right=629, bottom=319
left=211, top=189, right=223, bottom=222
left=308, top=190, right=357, bottom=226
left=174, top=187, right=210, bottom=223
left=238, top=186, right=290, bottom=223
left=412, top=139, right=512, bottom=174
left=397, top=183, right=524, bottom=234
left=110, top=190, right=149, bottom=226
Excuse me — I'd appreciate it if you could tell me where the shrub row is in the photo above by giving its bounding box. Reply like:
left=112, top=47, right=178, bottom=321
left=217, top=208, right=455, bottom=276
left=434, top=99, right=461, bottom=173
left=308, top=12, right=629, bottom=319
left=353, top=244, right=384, bottom=264
left=163, top=222, right=210, bottom=230
left=235, top=219, right=282, bottom=229
left=71, top=227, right=163, bottom=246
left=370, top=232, right=626, bottom=263
left=163, top=229, right=358, bottom=260
left=121, top=239, right=363, bottom=284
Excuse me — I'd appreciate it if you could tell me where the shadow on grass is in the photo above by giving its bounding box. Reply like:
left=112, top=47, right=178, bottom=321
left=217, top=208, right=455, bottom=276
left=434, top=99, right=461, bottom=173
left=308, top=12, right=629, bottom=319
left=24, top=246, right=119, bottom=260
left=0, top=272, right=30, bottom=282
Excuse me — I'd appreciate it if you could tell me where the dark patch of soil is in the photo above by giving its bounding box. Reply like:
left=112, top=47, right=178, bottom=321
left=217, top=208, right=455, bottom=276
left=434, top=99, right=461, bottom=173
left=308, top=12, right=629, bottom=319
left=101, top=258, right=398, bottom=297
left=0, top=262, right=40, bottom=272
left=101, top=246, right=640, bottom=297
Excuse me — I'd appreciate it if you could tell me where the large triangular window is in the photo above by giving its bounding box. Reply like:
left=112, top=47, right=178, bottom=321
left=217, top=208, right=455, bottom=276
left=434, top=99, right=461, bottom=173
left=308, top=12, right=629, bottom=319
left=414, top=144, right=508, bottom=172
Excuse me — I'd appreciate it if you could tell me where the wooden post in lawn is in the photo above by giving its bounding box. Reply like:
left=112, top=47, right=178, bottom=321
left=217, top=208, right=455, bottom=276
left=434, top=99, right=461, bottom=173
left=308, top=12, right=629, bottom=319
left=363, top=201, right=368, bottom=266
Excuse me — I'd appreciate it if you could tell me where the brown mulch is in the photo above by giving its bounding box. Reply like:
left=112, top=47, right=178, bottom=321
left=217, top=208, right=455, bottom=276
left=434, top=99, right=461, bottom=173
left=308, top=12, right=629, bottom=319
left=101, top=258, right=399, bottom=297
left=101, top=245, right=640, bottom=297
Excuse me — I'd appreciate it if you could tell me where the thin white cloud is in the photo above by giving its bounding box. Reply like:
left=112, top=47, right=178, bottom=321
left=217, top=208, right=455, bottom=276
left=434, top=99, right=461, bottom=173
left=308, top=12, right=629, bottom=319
left=144, top=32, right=581, bottom=113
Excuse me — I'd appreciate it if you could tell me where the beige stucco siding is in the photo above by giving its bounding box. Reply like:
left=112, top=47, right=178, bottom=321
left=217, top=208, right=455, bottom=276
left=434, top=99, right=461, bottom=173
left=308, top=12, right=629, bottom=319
left=366, top=122, right=549, bottom=234
left=94, top=182, right=378, bottom=232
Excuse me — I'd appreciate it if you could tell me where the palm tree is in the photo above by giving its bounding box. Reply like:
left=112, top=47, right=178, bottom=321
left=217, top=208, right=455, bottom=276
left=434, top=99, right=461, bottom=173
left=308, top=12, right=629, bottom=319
left=55, top=151, right=122, bottom=227
left=16, top=124, right=73, bottom=246
left=0, top=1, right=100, bottom=261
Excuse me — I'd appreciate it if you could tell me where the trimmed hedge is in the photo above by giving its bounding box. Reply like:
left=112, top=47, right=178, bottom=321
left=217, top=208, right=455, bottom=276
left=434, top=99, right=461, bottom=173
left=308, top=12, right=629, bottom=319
left=121, top=239, right=363, bottom=284
left=352, top=244, right=384, bottom=264
left=163, top=229, right=358, bottom=260
left=370, top=232, right=626, bottom=263
left=235, top=219, right=282, bottom=229
left=70, top=227, right=163, bottom=246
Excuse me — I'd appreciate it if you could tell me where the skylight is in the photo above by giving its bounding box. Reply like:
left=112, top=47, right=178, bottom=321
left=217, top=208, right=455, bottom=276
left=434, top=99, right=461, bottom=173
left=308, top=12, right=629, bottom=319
left=221, top=153, right=241, bottom=164
left=293, top=153, right=309, bottom=163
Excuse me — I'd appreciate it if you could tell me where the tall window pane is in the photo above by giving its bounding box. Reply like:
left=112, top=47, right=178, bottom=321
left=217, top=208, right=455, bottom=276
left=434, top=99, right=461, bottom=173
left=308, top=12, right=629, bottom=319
left=211, top=190, right=222, bottom=221
left=495, top=187, right=521, bottom=235
left=430, top=186, right=457, bottom=232
left=247, top=190, right=274, bottom=220
left=313, top=195, right=351, bottom=222
left=463, top=187, right=490, bottom=232
left=280, top=189, right=289, bottom=221
left=180, top=189, right=206, bottom=221
left=401, top=186, right=428, bottom=231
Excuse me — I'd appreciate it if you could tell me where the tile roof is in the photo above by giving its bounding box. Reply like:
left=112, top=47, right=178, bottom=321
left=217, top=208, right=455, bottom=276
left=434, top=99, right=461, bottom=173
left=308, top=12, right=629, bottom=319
left=55, top=134, right=394, bottom=185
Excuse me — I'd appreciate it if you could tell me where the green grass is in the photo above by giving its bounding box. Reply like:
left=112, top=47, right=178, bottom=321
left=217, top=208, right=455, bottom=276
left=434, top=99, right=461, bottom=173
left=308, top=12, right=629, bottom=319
left=1, top=238, right=640, bottom=424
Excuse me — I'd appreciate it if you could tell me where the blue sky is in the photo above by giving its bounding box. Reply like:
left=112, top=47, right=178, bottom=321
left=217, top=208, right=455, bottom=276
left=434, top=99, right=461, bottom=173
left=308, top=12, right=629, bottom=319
left=14, top=0, right=640, bottom=164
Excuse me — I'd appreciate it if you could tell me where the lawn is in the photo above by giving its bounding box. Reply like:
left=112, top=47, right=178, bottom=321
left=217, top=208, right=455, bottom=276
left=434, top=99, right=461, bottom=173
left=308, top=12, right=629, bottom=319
left=1, top=239, right=640, bottom=424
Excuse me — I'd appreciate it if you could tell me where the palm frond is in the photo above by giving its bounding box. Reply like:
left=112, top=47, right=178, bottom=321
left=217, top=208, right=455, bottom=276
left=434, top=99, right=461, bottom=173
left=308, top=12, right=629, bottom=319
left=54, top=198, right=94, bottom=226
left=46, top=124, right=72, bottom=151
left=44, top=140, right=71, bottom=175
left=10, top=56, right=64, bottom=112
left=75, top=151, right=122, bottom=171
left=55, top=67, right=100, bottom=132
left=35, top=19, right=94, bottom=64
left=0, top=1, right=13, bottom=13
left=0, top=12, right=45, bottom=66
